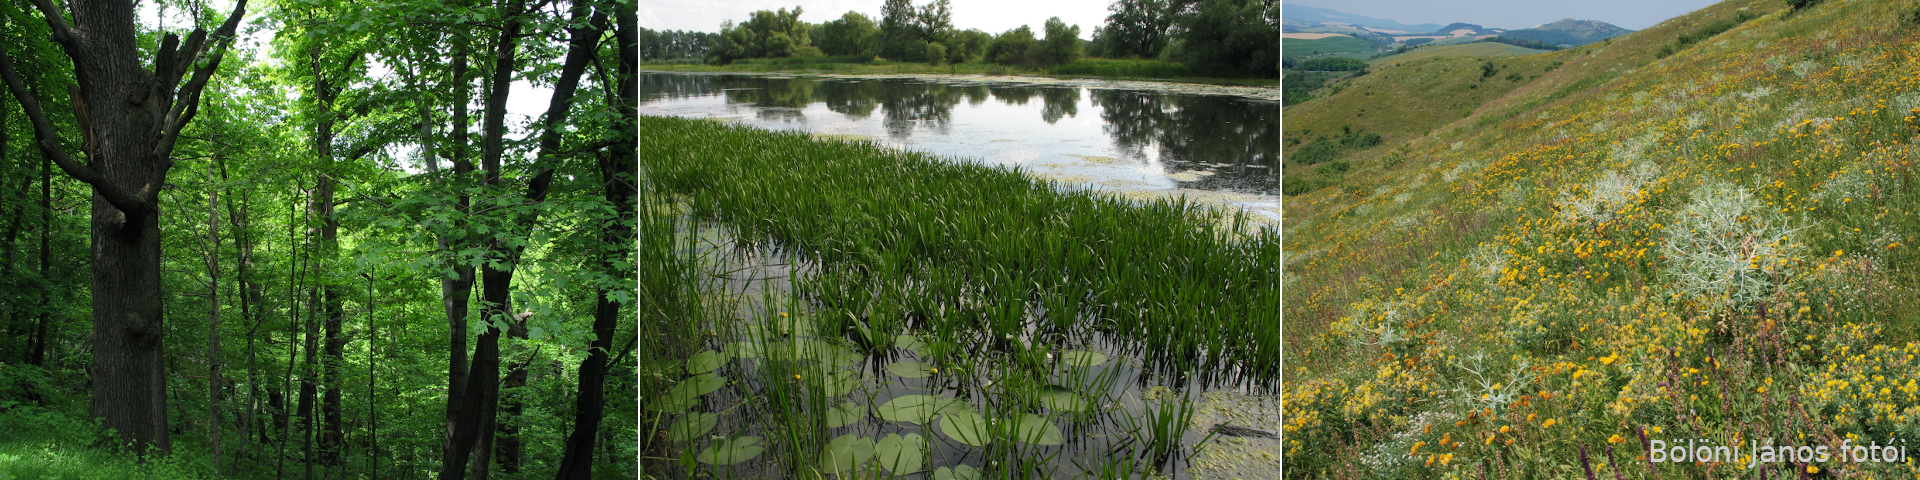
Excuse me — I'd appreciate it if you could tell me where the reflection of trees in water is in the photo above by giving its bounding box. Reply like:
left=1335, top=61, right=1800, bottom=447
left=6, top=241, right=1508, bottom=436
left=963, top=85, right=990, bottom=106
left=990, top=86, right=1033, bottom=106
left=1039, top=87, right=1080, bottom=125
left=1091, top=89, right=1279, bottom=194
left=820, top=80, right=883, bottom=119
left=877, top=81, right=959, bottom=140
left=640, top=73, right=724, bottom=101
left=722, top=77, right=818, bottom=108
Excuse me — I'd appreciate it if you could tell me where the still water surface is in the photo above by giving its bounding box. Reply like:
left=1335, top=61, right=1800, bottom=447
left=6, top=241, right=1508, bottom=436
left=641, top=72, right=1280, bottom=221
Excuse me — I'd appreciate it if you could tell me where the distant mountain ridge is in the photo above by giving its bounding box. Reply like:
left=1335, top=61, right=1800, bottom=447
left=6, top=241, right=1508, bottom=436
left=1499, top=18, right=1634, bottom=46
left=1430, top=23, right=1506, bottom=36
left=1282, top=4, right=1441, bottom=33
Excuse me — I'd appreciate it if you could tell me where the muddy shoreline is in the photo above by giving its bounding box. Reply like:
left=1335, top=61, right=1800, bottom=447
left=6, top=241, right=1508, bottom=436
left=642, top=69, right=1281, bottom=102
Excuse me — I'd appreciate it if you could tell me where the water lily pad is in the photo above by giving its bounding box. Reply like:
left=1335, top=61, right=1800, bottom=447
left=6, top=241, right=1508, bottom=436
left=697, top=436, right=764, bottom=465
left=876, top=394, right=951, bottom=424
left=813, top=370, right=861, bottom=397
left=826, top=401, right=866, bottom=428
left=894, top=334, right=927, bottom=355
left=821, top=433, right=875, bottom=474
left=1040, top=385, right=1091, bottom=413
left=724, top=341, right=763, bottom=359
left=886, top=360, right=934, bottom=378
left=667, top=412, right=718, bottom=443
left=933, top=464, right=980, bottom=480
left=688, top=350, right=727, bottom=374
left=1060, top=350, right=1109, bottom=367
left=875, top=432, right=927, bottom=474
left=1013, top=413, right=1064, bottom=445
left=647, top=373, right=727, bottom=412
left=937, top=407, right=991, bottom=447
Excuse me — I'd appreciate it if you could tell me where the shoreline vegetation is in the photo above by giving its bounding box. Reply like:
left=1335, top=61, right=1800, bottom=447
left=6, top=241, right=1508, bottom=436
left=641, top=59, right=1279, bottom=93
left=640, top=115, right=1279, bottom=476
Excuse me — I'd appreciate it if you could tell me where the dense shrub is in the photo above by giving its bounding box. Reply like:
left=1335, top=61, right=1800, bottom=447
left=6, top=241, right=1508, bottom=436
left=1297, top=57, right=1367, bottom=72
left=1292, top=140, right=1342, bottom=165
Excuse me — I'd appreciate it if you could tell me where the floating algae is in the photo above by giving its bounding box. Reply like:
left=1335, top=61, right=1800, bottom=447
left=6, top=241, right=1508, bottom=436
left=811, top=133, right=871, bottom=143
left=1063, top=154, right=1126, bottom=165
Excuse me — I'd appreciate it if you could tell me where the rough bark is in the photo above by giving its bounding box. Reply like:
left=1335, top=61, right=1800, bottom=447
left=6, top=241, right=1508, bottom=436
left=439, top=30, right=478, bottom=478
left=0, top=0, right=249, bottom=455
left=556, top=1, right=629, bottom=477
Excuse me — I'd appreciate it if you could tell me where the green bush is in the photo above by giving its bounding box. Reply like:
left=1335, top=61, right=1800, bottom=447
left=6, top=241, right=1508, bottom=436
left=1787, top=0, right=1824, bottom=11
left=1292, top=140, right=1342, bottom=165
left=1297, top=57, right=1367, bottom=72
left=1314, top=161, right=1351, bottom=176
left=1341, top=132, right=1382, bottom=149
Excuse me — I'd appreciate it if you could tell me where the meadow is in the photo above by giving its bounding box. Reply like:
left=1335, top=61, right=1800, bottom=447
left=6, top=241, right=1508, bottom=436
left=1284, top=0, right=1920, bottom=478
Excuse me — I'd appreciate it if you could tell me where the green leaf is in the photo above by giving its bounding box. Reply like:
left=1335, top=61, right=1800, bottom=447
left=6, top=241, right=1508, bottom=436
left=886, top=360, right=933, bottom=378
left=1061, top=350, right=1109, bottom=367
left=1040, top=385, right=1091, bottom=413
left=937, top=406, right=991, bottom=447
left=647, top=373, right=727, bottom=412
left=820, top=433, right=875, bottom=474
left=667, top=412, right=717, bottom=443
left=1013, top=413, right=1064, bottom=445
left=933, top=464, right=980, bottom=480
left=893, top=334, right=927, bottom=355
left=697, top=436, right=764, bottom=465
left=688, top=350, right=726, bottom=374
left=826, top=401, right=866, bottom=428
left=876, top=394, right=950, bottom=425
left=874, top=432, right=927, bottom=474
left=813, top=370, right=861, bottom=397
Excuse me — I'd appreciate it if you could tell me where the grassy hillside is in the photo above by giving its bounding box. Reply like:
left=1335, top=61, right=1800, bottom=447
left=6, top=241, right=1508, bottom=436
left=1282, top=53, right=1563, bottom=194
left=1370, top=42, right=1555, bottom=69
left=1284, top=0, right=1920, bottom=477
left=1284, top=35, right=1384, bottom=60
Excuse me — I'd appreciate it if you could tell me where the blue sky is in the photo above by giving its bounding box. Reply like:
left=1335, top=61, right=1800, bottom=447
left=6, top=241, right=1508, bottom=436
left=1283, top=0, right=1725, bottom=31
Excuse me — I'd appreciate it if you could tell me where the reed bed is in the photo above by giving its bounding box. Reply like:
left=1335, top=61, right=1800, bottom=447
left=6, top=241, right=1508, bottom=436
left=642, top=115, right=1278, bottom=391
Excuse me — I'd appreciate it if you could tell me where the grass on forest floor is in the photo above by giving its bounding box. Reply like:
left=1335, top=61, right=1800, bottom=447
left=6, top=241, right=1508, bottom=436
left=1283, top=0, right=1920, bottom=477
left=640, top=58, right=1278, bottom=87
left=638, top=115, right=1279, bottom=477
left=0, top=403, right=224, bottom=480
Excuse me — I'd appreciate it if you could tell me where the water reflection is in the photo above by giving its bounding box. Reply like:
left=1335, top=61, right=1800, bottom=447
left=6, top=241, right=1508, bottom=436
left=641, top=72, right=1278, bottom=196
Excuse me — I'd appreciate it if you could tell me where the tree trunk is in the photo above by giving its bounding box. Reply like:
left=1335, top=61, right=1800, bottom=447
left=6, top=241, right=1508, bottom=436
left=30, top=128, right=52, bottom=368
left=439, top=30, right=478, bottom=478
left=0, top=0, right=250, bottom=455
left=204, top=160, right=223, bottom=475
left=557, top=2, right=629, bottom=477
left=219, top=154, right=262, bottom=473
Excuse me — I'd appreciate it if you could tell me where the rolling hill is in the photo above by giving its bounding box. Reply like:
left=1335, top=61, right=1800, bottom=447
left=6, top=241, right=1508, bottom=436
left=1284, top=0, right=1920, bottom=477
left=1282, top=4, right=1442, bottom=32
left=1282, top=34, right=1385, bottom=61
left=1501, top=18, right=1636, bottom=46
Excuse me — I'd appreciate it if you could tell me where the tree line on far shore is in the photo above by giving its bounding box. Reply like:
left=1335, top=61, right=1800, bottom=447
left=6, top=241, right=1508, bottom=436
left=640, top=0, right=1278, bottom=78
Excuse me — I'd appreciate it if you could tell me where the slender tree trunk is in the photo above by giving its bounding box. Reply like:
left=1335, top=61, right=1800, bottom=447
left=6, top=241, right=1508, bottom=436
left=29, top=130, right=52, bottom=368
left=301, top=287, right=318, bottom=480
left=219, top=155, right=260, bottom=473
left=439, top=30, right=478, bottom=478
left=0, top=0, right=250, bottom=454
left=205, top=160, right=223, bottom=475
left=306, top=47, right=350, bottom=468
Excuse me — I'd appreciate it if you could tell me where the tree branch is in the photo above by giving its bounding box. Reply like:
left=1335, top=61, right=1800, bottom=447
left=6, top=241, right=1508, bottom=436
left=0, top=51, right=154, bottom=215
left=25, top=0, right=76, bottom=45
left=156, top=0, right=251, bottom=160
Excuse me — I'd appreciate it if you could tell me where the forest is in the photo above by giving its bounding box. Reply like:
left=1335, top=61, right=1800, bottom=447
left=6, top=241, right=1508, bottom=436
left=0, top=0, right=639, bottom=478
left=640, top=0, right=1279, bottom=78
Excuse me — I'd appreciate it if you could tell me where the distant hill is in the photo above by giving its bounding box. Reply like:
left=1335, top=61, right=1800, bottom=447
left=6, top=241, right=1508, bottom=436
left=1431, top=23, right=1506, bottom=36
left=1500, top=18, right=1634, bottom=46
left=1283, top=4, right=1441, bottom=33
left=1282, top=35, right=1384, bottom=61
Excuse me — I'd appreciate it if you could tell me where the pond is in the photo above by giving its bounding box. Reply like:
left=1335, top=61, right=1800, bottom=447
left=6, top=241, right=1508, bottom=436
left=640, top=72, right=1281, bottom=223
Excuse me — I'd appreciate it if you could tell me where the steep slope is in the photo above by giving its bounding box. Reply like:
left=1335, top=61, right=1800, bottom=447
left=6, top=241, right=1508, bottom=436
left=1502, top=18, right=1636, bottom=46
left=1284, top=0, right=1920, bottom=477
left=1369, top=42, right=1553, bottom=69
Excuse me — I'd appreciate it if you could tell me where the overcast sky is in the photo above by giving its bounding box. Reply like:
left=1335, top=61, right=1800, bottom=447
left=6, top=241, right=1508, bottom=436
left=1283, top=0, right=1723, bottom=31
left=640, top=0, right=1114, bottom=36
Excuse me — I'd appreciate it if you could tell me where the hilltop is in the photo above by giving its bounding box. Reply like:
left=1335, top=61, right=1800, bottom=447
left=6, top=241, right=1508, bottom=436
left=1430, top=22, right=1507, bottom=36
left=1284, top=0, right=1920, bottom=477
left=1502, top=18, right=1637, bottom=47
left=1283, top=4, right=1442, bottom=32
